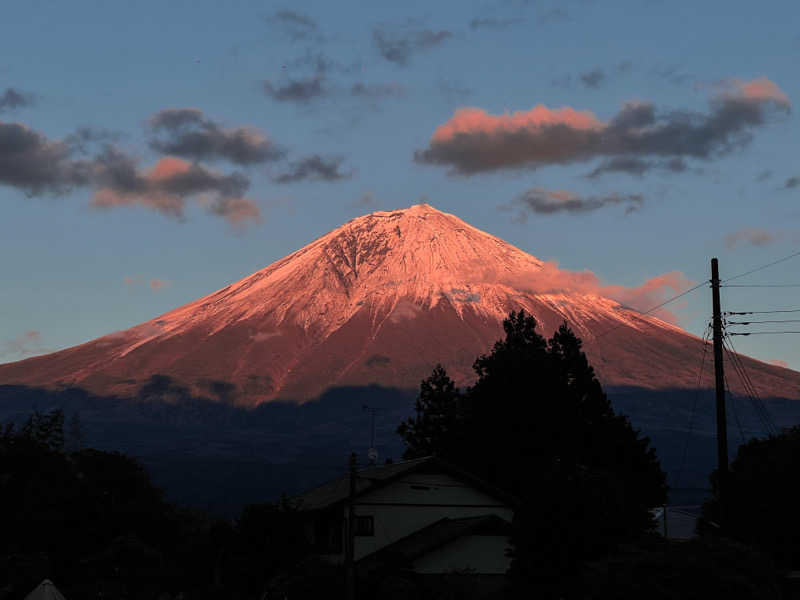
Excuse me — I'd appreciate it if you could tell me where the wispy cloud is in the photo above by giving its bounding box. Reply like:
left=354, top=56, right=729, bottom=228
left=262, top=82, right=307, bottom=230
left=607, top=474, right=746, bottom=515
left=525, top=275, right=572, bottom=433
left=264, top=75, right=327, bottom=103
left=351, top=82, right=404, bottom=99
left=509, top=187, right=644, bottom=217
left=0, top=88, right=35, bottom=112
left=579, top=68, right=606, bottom=89
left=148, top=108, right=284, bottom=165
left=2, top=330, right=46, bottom=359
left=469, top=17, right=521, bottom=30
left=272, top=155, right=352, bottom=184
left=784, top=176, right=800, bottom=189
left=266, top=10, right=320, bottom=41
left=373, top=25, right=452, bottom=66
left=724, top=227, right=778, bottom=249
left=124, top=276, right=172, bottom=291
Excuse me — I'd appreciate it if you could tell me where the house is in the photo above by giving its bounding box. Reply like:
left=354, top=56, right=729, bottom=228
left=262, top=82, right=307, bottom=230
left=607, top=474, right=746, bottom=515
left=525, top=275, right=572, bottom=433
left=293, top=456, right=517, bottom=576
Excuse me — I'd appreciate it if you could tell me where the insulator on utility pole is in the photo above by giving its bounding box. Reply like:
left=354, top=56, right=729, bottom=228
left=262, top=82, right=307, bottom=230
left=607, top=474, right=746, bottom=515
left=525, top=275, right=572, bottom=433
left=711, top=257, right=729, bottom=530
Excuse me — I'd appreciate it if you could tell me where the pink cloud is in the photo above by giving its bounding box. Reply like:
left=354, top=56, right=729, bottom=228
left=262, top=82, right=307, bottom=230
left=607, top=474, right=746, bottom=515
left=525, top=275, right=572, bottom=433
left=2, top=330, right=46, bottom=359
left=724, top=227, right=777, bottom=249
left=90, top=154, right=260, bottom=226
left=416, top=77, right=791, bottom=175
left=149, top=278, right=170, bottom=291
left=478, top=262, right=694, bottom=324
left=430, top=105, right=604, bottom=143
left=769, top=359, right=789, bottom=369
left=149, top=156, right=192, bottom=180
left=724, top=77, right=791, bottom=107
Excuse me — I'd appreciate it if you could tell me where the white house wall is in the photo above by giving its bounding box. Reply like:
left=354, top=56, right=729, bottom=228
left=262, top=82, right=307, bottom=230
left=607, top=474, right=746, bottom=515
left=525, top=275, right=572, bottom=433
left=349, top=472, right=513, bottom=561
left=412, top=535, right=511, bottom=574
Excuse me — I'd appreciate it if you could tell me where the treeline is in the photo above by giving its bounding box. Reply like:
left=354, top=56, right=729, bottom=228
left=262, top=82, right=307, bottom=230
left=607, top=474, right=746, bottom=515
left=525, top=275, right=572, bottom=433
left=0, top=409, right=331, bottom=600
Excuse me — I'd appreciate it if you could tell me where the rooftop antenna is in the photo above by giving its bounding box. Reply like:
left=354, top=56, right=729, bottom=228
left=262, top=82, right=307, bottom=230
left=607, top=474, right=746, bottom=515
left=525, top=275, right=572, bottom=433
left=362, top=405, right=380, bottom=464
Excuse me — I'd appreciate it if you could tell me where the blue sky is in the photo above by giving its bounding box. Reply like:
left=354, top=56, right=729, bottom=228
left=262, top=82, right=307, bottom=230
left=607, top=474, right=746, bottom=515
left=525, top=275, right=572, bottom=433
left=2, top=0, right=800, bottom=371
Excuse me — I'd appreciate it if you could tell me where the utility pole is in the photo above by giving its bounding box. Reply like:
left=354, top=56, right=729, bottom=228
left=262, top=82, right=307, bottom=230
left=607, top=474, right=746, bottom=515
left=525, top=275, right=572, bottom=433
left=345, top=452, right=357, bottom=600
left=711, top=257, right=729, bottom=531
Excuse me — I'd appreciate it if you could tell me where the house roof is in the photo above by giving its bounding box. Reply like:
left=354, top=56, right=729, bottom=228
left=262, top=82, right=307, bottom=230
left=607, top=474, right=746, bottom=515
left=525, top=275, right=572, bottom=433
left=357, top=514, right=510, bottom=571
left=293, top=456, right=518, bottom=511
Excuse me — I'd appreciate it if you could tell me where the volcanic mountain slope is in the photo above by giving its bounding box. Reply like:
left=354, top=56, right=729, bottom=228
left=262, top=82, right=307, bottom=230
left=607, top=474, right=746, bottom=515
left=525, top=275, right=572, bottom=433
left=2, top=203, right=800, bottom=405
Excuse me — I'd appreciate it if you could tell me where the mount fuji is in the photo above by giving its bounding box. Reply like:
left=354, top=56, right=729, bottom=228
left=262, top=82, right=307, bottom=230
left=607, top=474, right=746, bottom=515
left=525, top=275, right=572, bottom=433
left=2, top=203, right=799, bottom=404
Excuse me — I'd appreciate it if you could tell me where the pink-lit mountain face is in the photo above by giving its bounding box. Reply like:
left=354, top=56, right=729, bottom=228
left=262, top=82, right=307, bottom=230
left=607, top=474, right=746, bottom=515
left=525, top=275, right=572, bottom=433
left=2, top=203, right=800, bottom=405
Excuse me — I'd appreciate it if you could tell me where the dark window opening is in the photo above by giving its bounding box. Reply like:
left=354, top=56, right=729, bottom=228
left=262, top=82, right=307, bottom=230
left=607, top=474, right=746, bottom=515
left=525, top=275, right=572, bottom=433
left=355, top=515, right=374, bottom=536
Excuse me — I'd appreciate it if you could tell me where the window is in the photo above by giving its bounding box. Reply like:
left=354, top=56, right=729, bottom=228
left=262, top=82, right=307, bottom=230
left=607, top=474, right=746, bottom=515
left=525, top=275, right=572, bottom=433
left=354, top=515, right=374, bottom=536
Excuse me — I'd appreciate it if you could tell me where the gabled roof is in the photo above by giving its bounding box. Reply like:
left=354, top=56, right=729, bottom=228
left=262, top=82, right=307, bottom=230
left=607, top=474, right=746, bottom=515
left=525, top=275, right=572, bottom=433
left=293, top=456, right=518, bottom=511
left=357, top=514, right=510, bottom=571
left=24, top=580, right=67, bottom=600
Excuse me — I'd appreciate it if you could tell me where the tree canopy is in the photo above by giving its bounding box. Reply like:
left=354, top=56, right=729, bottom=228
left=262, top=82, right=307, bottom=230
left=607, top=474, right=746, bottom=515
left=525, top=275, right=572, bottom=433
left=397, top=310, right=668, bottom=582
left=701, top=424, right=800, bottom=569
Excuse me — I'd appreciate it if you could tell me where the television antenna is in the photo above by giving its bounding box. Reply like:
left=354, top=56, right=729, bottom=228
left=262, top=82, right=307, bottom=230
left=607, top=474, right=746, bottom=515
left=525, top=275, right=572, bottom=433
left=363, top=404, right=381, bottom=464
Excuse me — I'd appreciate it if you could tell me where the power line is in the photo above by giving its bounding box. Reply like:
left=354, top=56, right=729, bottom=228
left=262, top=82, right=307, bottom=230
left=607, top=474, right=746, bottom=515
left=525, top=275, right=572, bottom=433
left=722, top=284, right=800, bottom=288
left=729, top=331, right=800, bottom=335
left=722, top=249, right=800, bottom=283
left=594, top=280, right=709, bottom=339
left=721, top=339, right=770, bottom=437
left=723, top=368, right=746, bottom=446
left=674, top=324, right=712, bottom=493
left=726, top=308, right=800, bottom=315
left=722, top=334, right=778, bottom=437
left=727, top=320, right=800, bottom=325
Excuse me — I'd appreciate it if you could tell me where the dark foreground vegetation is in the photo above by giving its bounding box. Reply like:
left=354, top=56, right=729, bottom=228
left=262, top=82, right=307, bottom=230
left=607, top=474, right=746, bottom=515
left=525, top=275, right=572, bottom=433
left=1, top=311, right=797, bottom=599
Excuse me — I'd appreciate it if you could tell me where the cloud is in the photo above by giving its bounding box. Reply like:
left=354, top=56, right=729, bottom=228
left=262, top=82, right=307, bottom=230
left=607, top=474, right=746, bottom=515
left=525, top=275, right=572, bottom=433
left=64, top=127, right=123, bottom=154
left=586, top=156, right=688, bottom=178
left=267, top=10, right=319, bottom=41
left=769, top=359, right=789, bottom=369
left=580, top=68, right=606, bottom=89
left=263, top=75, right=327, bottom=103
left=272, top=155, right=352, bottom=183
left=511, top=187, right=643, bottom=216
left=148, top=108, right=283, bottom=165
left=149, top=278, right=170, bottom=291
left=469, top=17, right=521, bottom=30
left=784, top=176, right=800, bottom=189
left=358, top=191, right=376, bottom=206
left=0, top=121, right=91, bottom=194
left=373, top=26, right=452, bottom=66
left=351, top=82, right=404, bottom=99
left=91, top=152, right=260, bottom=226
left=0, top=88, right=35, bottom=112
left=756, top=169, right=772, bottom=182
left=478, top=262, right=693, bottom=324
left=724, top=227, right=777, bottom=249
left=0, top=119, right=261, bottom=228
left=653, top=65, right=693, bottom=86
left=2, top=330, right=46, bottom=359
left=124, top=276, right=172, bottom=291
left=415, top=77, right=791, bottom=175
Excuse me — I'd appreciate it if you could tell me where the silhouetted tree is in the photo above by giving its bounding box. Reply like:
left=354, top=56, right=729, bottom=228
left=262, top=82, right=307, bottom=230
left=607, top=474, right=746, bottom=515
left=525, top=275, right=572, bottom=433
left=397, top=310, right=668, bottom=592
left=701, top=425, right=800, bottom=569
left=20, top=408, right=65, bottom=452
left=397, top=364, right=464, bottom=460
